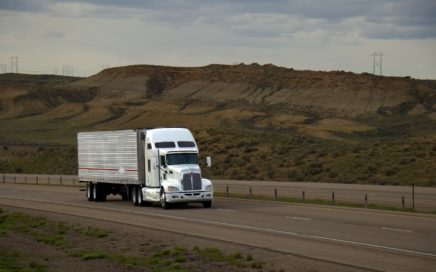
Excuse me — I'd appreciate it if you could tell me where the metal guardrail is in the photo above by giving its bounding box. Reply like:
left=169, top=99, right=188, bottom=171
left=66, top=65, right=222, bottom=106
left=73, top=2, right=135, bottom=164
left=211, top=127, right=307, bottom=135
left=1, top=173, right=432, bottom=212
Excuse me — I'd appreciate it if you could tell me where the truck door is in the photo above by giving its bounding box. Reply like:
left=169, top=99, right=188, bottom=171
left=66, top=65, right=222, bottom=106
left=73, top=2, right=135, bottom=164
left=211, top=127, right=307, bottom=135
left=145, top=140, right=159, bottom=187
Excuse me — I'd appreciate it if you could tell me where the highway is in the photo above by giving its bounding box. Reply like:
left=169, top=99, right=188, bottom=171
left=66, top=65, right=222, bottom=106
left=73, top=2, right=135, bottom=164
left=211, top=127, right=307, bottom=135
left=0, top=183, right=435, bottom=271
left=2, top=174, right=436, bottom=211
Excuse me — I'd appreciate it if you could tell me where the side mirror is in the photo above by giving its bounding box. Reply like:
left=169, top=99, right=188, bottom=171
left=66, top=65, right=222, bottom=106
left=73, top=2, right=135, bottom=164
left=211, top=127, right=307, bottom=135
left=206, top=156, right=212, bottom=168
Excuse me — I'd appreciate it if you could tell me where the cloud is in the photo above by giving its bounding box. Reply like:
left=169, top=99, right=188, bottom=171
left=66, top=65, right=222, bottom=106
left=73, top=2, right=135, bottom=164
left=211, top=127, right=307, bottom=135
left=0, top=0, right=435, bottom=78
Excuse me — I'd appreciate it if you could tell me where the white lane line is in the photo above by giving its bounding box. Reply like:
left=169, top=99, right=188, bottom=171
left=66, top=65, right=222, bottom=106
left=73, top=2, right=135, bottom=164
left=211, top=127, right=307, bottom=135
left=216, top=209, right=235, bottom=213
left=1, top=195, right=435, bottom=258
left=286, top=216, right=311, bottom=221
left=381, top=227, right=413, bottom=233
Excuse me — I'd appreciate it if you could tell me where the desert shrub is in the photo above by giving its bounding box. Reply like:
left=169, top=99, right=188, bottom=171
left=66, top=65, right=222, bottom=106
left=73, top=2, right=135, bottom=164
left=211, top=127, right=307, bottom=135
left=146, top=72, right=166, bottom=97
left=384, top=167, right=399, bottom=176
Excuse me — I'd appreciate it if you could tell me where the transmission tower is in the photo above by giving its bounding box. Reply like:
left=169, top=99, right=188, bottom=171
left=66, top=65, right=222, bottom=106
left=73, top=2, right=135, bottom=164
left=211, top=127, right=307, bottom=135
left=62, top=65, right=74, bottom=76
left=372, top=52, right=384, bottom=76
left=0, top=64, right=6, bottom=73
left=10, top=56, right=18, bottom=73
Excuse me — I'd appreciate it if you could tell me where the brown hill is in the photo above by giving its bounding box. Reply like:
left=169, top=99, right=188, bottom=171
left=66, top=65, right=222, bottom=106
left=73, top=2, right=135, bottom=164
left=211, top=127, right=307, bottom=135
left=77, top=63, right=435, bottom=117
left=0, top=64, right=435, bottom=185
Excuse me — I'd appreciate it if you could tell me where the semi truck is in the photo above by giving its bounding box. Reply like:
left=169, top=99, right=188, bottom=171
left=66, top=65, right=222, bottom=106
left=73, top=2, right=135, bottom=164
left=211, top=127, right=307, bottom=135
left=77, top=128, right=213, bottom=209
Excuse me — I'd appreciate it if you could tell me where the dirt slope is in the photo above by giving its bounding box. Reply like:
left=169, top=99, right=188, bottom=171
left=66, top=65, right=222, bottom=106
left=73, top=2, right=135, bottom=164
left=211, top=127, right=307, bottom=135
left=0, top=65, right=435, bottom=185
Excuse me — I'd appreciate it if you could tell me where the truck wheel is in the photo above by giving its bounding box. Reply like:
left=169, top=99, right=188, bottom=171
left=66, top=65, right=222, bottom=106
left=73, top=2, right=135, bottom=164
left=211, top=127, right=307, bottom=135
left=121, top=192, right=128, bottom=201
left=202, top=201, right=212, bottom=208
left=137, top=187, right=144, bottom=206
left=160, top=189, right=169, bottom=209
left=86, top=182, right=94, bottom=201
left=92, top=183, right=99, bottom=201
left=132, top=186, right=138, bottom=206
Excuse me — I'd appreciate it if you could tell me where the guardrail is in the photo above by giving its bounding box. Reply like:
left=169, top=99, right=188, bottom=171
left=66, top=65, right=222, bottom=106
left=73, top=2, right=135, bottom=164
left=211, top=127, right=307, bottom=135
left=1, top=173, right=433, bottom=212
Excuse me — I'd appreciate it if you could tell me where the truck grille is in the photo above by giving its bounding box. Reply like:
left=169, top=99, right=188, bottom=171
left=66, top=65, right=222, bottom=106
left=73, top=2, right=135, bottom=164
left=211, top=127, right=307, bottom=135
left=182, top=173, right=202, bottom=191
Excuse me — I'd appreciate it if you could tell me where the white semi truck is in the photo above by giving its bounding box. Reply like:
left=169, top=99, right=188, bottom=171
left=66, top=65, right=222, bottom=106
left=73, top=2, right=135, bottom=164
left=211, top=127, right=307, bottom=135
left=77, top=128, right=213, bottom=209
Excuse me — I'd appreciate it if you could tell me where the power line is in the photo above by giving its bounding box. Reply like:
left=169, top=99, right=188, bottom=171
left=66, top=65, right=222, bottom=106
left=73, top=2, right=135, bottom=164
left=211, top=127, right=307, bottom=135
left=372, top=52, right=384, bottom=76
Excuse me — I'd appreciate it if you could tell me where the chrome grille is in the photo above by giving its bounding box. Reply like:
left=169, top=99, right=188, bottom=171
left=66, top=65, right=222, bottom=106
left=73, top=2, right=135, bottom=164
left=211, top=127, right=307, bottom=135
left=182, top=173, right=202, bottom=191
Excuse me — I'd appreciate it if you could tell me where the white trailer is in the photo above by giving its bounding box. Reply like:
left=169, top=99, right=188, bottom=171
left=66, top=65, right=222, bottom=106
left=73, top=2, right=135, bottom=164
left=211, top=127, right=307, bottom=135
left=78, top=128, right=213, bottom=208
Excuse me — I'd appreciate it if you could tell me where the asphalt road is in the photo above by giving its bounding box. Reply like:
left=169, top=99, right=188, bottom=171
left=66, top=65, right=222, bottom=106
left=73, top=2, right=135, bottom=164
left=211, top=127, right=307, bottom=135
left=0, top=183, right=435, bottom=271
left=2, top=174, right=436, bottom=211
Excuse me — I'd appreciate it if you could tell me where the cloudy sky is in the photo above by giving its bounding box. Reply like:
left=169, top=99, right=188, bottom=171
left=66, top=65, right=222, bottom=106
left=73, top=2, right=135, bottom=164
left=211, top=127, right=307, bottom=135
left=0, top=0, right=435, bottom=79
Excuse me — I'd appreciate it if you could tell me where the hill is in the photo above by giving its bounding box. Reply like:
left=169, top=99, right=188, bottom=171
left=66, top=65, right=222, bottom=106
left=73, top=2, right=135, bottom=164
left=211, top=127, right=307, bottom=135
left=0, top=64, right=435, bottom=186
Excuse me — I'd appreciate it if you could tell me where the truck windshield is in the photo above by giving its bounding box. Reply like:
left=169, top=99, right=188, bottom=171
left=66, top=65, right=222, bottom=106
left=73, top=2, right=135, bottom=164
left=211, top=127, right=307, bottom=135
left=167, top=153, right=198, bottom=165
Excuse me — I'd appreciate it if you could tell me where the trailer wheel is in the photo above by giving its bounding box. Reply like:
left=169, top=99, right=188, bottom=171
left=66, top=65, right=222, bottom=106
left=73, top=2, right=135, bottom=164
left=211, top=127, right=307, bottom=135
left=86, top=182, right=93, bottom=201
left=160, top=189, right=169, bottom=209
left=92, top=183, right=99, bottom=201
left=132, top=186, right=138, bottom=206
left=202, top=201, right=212, bottom=208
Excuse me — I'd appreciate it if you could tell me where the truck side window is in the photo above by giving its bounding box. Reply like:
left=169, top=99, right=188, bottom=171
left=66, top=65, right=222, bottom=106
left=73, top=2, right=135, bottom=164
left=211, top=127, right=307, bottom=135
left=160, top=156, right=166, bottom=167
left=147, top=160, right=151, bottom=172
left=147, top=143, right=152, bottom=149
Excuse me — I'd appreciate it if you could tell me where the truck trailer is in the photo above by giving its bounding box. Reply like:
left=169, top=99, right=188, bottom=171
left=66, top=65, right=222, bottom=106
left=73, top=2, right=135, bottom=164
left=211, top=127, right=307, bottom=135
left=77, top=128, right=213, bottom=209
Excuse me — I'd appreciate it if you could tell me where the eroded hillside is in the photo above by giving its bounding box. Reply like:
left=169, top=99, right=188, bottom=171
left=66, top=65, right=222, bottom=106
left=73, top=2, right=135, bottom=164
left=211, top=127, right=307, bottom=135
left=0, top=64, right=435, bottom=185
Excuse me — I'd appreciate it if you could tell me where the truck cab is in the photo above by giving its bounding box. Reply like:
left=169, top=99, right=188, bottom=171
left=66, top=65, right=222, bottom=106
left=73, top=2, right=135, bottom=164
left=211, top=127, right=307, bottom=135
left=142, top=128, right=213, bottom=208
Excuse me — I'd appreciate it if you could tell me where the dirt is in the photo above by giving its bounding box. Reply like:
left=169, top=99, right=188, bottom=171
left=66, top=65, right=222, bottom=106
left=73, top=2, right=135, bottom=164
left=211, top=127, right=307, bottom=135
left=1, top=206, right=355, bottom=272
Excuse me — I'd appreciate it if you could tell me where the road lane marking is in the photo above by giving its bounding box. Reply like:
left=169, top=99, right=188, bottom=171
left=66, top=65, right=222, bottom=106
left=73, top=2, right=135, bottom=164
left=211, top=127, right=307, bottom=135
left=286, top=216, right=311, bottom=221
left=1, top=195, right=435, bottom=258
left=216, top=209, right=235, bottom=212
left=381, top=227, right=413, bottom=233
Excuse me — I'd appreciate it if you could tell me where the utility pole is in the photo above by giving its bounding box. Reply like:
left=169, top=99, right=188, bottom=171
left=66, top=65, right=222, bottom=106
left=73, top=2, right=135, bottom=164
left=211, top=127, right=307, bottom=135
left=372, top=52, right=384, bottom=76
left=10, top=56, right=18, bottom=73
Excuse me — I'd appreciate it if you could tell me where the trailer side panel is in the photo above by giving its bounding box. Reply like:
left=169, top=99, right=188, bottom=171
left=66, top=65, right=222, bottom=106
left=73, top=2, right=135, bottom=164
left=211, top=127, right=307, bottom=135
left=78, top=130, right=140, bottom=184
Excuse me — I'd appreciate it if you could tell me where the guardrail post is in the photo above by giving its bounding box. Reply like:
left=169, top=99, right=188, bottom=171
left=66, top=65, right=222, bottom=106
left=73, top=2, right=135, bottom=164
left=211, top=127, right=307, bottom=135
left=364, top=194, right=368, bottom=208
left=25, top=176, right=27, bottom=184
left=274, top=188, right=278, bottom=201
left=14, top=176, right=16, bottom=183
left=2, top=174, right=5, bottom=183
left=402, top=196, right=405, bottom=211
left=249, top=186, right=252, bottom=198
left=60, top=176, right=62, bottom=185
left=48, top=176, right=50, bottom=185
left=73, top=178, right=75, bottom=186
left=332, top=191, right=335, bottom=205
left=226, top=186, right=229, bottom=198
left=36, top=176, right=39, bottom=184
left=412, top=183, right=415, bottom=211
left=302, top=190, right=305, bottom=202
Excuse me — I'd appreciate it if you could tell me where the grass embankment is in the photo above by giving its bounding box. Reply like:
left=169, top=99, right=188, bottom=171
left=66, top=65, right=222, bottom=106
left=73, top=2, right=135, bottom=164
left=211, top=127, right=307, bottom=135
left=0, top=208, right=271, bottom=272
left=0, top=127, right=435, bottom=187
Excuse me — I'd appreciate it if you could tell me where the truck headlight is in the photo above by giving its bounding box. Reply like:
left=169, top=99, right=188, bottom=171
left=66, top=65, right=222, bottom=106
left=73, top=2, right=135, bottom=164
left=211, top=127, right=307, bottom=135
left=167, top=186, right=180, bottom=192
left=205, top=185, right=213, bottom=191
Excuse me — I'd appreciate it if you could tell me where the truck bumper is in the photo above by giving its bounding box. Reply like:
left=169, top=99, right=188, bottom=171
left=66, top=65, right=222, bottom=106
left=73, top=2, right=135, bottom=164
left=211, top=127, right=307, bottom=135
left=166, top=191, right=213, bottom=203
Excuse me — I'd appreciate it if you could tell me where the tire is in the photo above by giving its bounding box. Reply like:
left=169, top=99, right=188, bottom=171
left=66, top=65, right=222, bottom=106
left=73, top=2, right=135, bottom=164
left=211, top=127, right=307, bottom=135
left=132, top=186, right=138, bottom=206
left=92, top=182, right=99, bottom=202
left=121, top=192, right=128, bottom=201
left=86, top=182, right=94, bottom=201
left=137, top=187, right=144, bottom=207
left=203, top=201, right=212, bottom=208
left=160, top=189, right=169, bottom=209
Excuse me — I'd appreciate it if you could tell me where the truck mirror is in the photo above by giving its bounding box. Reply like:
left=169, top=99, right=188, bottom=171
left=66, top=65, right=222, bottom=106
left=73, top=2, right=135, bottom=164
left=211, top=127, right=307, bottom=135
left=206, top=156, right=212, bottom=168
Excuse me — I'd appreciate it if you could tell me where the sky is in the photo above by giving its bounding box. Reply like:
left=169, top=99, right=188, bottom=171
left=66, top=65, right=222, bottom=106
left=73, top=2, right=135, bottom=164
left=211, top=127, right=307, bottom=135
left=0, top=0, right=435, bottom=79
